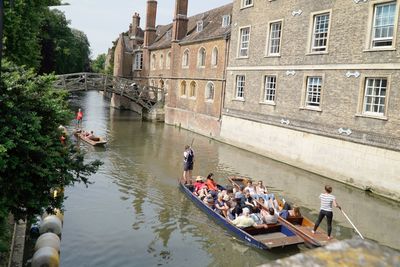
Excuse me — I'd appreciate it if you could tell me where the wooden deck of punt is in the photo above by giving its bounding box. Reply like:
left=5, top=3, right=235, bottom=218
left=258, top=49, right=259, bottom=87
left=76, top=133, right=107, bottom=146
left=179, top=181, right=304, bottom=250
left=228, top=176, right=333, bottom=247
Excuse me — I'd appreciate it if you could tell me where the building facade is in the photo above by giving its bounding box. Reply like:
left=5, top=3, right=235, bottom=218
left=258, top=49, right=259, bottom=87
left=146, top=0, right=232, bottom=137
left=221, top=0, right=400, bottom=201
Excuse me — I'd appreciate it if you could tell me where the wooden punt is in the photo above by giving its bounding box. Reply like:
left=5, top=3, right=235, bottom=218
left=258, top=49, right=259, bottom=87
left=228, top=176, right=332, bottom=247
left=75, top=131, right=107, bottom=146
left=179, top=181, right=304, bottom=250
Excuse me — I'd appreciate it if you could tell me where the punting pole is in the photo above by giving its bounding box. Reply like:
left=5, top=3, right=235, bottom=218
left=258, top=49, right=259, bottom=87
left=340, top=209, right=364, bottom=240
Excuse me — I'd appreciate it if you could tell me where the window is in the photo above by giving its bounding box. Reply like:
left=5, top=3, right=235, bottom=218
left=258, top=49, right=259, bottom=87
left=133, top=52, right=143, bottom=70
left=211, top=47, right=218, bottom=66
left=222, top=15, right=231, bottom=27
left=305, top=77, right=322, bottom=107
left=151, top=54, right=156, bottom=70
left=311, top=13, right=330, bottom=52
left=235, top=75, right=245, bottom=99
left=197, top=21, right=203, bottom=32
left=371, top=2, right=396, bottom=48
left=239, top=27, right=250, bottom=57
left=205, top=82, right=215, bottom=101
left=241, top=0, right=253, bottom=8
left=166, top=51, right=171, bottom=69
left=159, top=54, right=164, bottom=69
left=189, top=81, right=197, bottom=98
left=263, top=76, right=276, bottom=102
left=182, top=49, right=189, bottom=67
left=362, top=78, right=387, bottom=116
left=180, top=81, right=187, bottom=96
left=267, top=21, right=282, bottom=56
left=198, top=47, right=206, bottom=67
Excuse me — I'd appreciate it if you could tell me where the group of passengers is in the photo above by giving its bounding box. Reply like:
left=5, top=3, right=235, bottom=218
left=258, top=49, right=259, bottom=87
left=191, top=176, right=301, bottom=229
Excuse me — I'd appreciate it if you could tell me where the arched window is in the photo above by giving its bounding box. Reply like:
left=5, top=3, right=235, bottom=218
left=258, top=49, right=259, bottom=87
left=182, top=49, right=189, bottom=67
left=189, top=81, right=197, bottom=98
left=211, top=47, right=218, bottom=66
left=198, top=47, right=206, bottom=67
left=166, top=51, right=171, bottom=69
left=151, top=54, right=156, bottom=70
left=180, top=81, right=187, bottom=96
left=205, top=82, right=215, bottom=101
left=159, top=54, right=164, bottom=69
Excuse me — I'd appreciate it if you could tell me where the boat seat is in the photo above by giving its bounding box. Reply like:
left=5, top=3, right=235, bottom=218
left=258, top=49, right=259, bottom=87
left=243, top=223, right=281, bottom=235
left=286, top=216, right=303, bottom=225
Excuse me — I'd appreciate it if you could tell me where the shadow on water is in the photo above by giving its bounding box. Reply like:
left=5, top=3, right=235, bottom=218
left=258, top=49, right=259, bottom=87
left=60, top=91, right=400, bottom=267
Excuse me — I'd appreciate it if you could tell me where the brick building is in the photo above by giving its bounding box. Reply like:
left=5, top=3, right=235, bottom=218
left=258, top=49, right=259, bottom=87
left=145, top=0, right=233, bottom=136
left=221, top=0, right=400, bottom=200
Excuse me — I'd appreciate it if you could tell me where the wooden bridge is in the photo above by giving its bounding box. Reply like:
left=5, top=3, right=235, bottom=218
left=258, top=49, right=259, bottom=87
left=54, top=72, right=164, bottom=111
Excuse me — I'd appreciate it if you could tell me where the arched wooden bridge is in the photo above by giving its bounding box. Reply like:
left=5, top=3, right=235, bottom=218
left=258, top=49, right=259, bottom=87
left=54, top=73, right=164, bottom=111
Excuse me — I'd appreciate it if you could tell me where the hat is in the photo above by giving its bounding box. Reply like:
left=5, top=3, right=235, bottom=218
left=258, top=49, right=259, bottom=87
left=196, top=176, right=204, bottom=182
left=206, top=195, right=214, bottom=204
left=223, top=195, right=230, bottom=202
left=242, top=207, right=250, bottom=215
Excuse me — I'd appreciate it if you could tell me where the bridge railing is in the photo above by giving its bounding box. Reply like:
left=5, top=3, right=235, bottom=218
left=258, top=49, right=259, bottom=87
left=54, top=73, right=164, bottom=111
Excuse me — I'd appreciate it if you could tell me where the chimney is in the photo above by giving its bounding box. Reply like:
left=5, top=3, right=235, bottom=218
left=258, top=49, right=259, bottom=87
left=144, top=1, right=157, bottom=47
left=172, top=0, right=188, bottom=41
left=130, top=12, right=141, bottom=37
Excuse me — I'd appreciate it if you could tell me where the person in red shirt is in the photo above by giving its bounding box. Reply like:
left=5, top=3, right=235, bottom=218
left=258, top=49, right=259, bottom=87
left=76, top=108, right=83, bottom=128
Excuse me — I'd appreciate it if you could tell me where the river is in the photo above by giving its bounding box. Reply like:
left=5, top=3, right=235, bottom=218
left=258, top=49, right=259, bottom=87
left=60, top=91, right=400, bottom=266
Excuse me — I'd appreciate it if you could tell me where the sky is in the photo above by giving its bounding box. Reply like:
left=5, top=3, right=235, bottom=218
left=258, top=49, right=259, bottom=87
left=56, top=0, right=232, bottom=58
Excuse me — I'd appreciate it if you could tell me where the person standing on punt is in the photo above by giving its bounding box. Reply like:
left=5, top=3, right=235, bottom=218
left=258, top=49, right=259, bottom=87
left=76, top=108, right=83, bottom=128
left=182, top=145, right=194, bottom=184
left=312, top=185, right=341, bottom=240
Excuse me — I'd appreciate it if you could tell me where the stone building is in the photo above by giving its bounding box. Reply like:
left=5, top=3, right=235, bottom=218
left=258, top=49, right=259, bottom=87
left=113, top=12, right=144, bottom=80
left=145, top=0, right=233, bottom=137
left=221, top=0, right=400, bottom=200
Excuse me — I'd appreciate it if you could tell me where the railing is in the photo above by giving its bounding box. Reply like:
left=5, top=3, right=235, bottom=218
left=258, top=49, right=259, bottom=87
left=54, top=72, right=164, bottom=111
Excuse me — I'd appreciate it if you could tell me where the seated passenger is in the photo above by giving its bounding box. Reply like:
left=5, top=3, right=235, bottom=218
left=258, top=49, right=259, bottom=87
left=215, top=193, right=229, bottom=218
left=288, top=206, right=301, bottom=217
left=262, top=207, right=279, bottom=224
left=203, top=194, right=215, bottom=210
left=244, top=180, right=257, bottom=199
left=230, top=208, right=268, bottom=229
left=243, top=189, right=257, bottom=212
left=230, top=195, right=244, bottom=219
left=206, top=173, right=218, bottom=198
left=193, top=176, right=205, bottom=193
left=256, top=180, right=274, bottom=201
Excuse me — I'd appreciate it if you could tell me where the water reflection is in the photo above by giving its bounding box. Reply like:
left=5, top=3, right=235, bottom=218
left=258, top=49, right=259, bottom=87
left=60, top=91, right=400, bottom=267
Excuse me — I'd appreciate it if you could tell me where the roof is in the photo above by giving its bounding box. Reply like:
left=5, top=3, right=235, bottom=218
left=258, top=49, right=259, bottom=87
left=149, top=3, right=232, bottom=50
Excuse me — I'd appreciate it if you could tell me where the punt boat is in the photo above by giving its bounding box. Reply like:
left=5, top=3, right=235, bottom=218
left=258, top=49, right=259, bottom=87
left=74, top=130, right=107, bottom=146
left=179, top=180, right=304, bottom=250
left=228, top=176, right=332, bottom=247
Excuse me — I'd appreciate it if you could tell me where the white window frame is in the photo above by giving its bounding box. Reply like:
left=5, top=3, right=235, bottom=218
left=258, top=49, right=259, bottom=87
left=361, top=77, right=389, bottom=117
left=371, top=1, right=397, bottom=48
left=266, top=20, right=283, bottom=56
left=222, top=15, right=231, bottom=27
left=198, top=47, right=206, bottom=68
left=308, top=10, right=331, bottom=54
left=241, top=0, right=253, bottom=9
left=205, top=81, right=215, bottom=102
left=197, top=21, right=203, bottom=32
left=263, top=75, right=277, bottom=103
left=238, top=26, right=251, bottom=58
left=211, top=47, right=218, bottom=67
left=304, top=76, right=323, bottom=108
left=235, top=75, right=245, bottom=100
left=182, top=49, right=189, bottom=68
left=133, top=51, right=143, bottom=70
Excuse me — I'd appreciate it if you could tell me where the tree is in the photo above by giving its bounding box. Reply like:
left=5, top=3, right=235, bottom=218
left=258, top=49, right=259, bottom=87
left=91, top=53, right=106, bottom=74
left=0, top=60, right=102, bottom=221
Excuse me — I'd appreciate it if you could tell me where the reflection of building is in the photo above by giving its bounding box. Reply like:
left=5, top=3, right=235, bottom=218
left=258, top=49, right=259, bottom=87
left=221, top=0, right=400, bottom=200
left=113, top=0, right=232, bottom=136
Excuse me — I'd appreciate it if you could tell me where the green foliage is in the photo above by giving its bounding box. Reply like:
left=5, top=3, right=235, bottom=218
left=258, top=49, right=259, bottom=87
left=0, top=60, right=102, bottom=221
left=3, top=1, right=91, bottom=74
left=91, top=54, right=107, bottom=74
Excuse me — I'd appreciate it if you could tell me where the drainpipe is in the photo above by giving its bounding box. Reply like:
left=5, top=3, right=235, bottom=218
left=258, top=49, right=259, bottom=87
left=220, top=32, right=230, bottom=122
